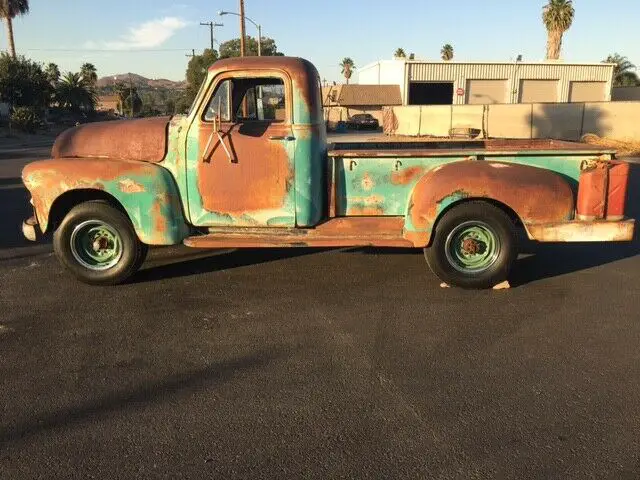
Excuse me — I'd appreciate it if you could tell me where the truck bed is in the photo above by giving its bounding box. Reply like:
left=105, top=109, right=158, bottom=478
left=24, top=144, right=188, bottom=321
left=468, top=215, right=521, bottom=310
left=328, top=139, right=615, bottom=158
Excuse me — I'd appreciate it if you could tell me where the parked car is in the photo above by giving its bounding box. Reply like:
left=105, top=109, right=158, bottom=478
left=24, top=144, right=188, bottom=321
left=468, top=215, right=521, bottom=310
left=347, top=113, right=379, bottom=130
left=21, top=57, right=635, bottom=289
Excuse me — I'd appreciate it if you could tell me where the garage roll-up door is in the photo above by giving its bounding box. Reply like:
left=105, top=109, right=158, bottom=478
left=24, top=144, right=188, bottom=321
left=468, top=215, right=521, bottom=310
left=569, top=81, right=606, bottom=102
left=466, top=80, right=507, bottom=104
left=519, top=80, right=558, bottom=103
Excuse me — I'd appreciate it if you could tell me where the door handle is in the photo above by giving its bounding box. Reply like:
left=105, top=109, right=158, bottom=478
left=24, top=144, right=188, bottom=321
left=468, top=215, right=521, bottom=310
left=269, top=136, right=295, bottom=141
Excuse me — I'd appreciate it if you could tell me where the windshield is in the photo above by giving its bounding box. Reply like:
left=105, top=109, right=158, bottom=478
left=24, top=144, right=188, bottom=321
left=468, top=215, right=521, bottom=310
left=186, top=74, right=209, bottom=116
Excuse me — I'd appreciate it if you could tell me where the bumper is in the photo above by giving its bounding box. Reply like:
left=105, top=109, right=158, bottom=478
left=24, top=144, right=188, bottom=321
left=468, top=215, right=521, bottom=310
left=527, top=219, right=635, bottom=242
left=22, top=215, right=40, bottom=242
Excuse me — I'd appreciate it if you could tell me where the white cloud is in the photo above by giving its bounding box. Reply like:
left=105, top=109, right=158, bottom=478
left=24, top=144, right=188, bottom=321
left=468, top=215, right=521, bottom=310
left=85, top=17, right=188, bottom=50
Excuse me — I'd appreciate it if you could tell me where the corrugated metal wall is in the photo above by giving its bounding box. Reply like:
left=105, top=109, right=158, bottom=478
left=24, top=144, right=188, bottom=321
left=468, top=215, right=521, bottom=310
left=407, top=63, right=614, bottom=104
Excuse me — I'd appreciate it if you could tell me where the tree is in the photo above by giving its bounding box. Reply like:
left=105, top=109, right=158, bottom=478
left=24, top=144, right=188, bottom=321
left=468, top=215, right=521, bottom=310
left=56, top=72, right=97, bottom=111
left=604, top=53, right=639, bottom=87
left=44, top=62, right=60, bottom=85
left=441, top=44, right=454, bottom=61
left=394, top=48, right=406, bottom=58
left=542, top=0, right=574, bottom=60
left=180, top=48, right=219, bottom=111
left=409, top=53, right=415, bottom=60
left=0, top=0, right=29, bottom=59
left=219, top=36, right=283, bottom=58
left=0, top=53, right=50, bottom=108
left=340, top=58, right=355, bottom=84
left=114, top=82, right=142, bottom=117
left=80, top=62, right=98, bottom=86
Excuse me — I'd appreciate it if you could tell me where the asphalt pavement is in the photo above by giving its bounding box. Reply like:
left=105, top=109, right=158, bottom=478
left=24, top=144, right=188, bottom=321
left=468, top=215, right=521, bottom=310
left=0, top=144, right=639, bottom=479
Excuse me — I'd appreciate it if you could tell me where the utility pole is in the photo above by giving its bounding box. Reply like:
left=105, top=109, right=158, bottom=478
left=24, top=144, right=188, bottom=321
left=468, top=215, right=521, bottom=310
left=239, top=0, right=246, bottom=57
left=200, top=21, right=223, bottom=51
left=186, top=49, right=196, bottom=58
left=128, top=74, right=134, bottom=118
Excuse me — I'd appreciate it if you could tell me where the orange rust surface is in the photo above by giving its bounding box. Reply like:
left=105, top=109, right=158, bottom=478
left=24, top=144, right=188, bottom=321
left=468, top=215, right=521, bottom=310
left=409, top=161, right=575, bottom=232
left=403, top=230, right=429, bottom=247
left=196, top=122, right=293, bottom=214
left=346, top=206, right=386, bottom=216
left=391, top=166, right=425, bottom=185
left=118, top=178, right=146, bottom=194
left=184, top=217, right=411, bottom=248
left=52, top=116, right=170, bottom=163
left=527, top=219, right=635, bottom=242
left=328, top=139, right=614, bottom=158
left=22, top=158, right=158, bottom=229
left=151, top=201, right=168, bottom=236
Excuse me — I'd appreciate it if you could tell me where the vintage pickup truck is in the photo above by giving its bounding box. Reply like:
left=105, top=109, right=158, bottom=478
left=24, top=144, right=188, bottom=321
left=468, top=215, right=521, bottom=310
left=21, top=57, right=635, bottom=288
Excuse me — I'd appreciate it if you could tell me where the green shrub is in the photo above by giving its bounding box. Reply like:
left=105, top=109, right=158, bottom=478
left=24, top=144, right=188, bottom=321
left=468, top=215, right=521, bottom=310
left=10, top=106, right=42, bottom=133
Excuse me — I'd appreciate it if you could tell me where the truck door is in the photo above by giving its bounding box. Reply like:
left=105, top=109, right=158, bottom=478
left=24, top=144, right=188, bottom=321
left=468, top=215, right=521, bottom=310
left=186, top=72, right=296, bottom=227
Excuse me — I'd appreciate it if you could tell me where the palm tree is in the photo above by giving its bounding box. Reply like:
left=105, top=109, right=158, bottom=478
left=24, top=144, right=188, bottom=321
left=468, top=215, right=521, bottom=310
left=604, top=53, right=639, bottom=87
left=394, top=48, right=406, bottom=59
left=45, top=62, right=60, bottom=85
left=0, top=0, right=29, bottom=58
left=56, top=72, right=97, bottom=111
left=542, top=0, right=574, bottom=60
left=80, top=62, right=98, bottom=86
left=441, top=44, right=454, bottom=61
left=340, top=57, right=355, bottom=84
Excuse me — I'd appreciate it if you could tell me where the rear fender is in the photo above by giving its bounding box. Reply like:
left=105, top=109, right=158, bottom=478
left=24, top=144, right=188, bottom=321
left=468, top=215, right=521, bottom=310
left=22, top=158, right=189, bottom=245
left=403, top=160, right=575, bottom=246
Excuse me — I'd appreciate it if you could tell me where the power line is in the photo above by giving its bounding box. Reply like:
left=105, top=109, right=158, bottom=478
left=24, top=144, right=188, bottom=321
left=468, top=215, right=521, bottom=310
left=23, top=48, right=195, bottom=53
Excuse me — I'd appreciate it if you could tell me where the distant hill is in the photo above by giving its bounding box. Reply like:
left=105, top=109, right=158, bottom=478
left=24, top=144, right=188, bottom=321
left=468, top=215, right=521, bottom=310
left=97, top=73, right=186, bottom=90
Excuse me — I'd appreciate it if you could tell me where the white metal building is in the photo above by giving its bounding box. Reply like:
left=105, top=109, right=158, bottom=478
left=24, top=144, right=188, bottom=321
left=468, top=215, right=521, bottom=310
left=358, top=59, right=615, bottom=105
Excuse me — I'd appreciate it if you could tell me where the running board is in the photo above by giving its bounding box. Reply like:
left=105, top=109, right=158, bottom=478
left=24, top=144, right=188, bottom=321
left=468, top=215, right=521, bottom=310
left=183, top=217, right=414, bottom=248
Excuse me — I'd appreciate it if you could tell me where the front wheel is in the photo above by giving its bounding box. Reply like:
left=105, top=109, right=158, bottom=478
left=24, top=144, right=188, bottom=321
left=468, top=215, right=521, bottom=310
left=424, top=201, right=517, bottom=289
left=53, top=201, right=148, bottom=285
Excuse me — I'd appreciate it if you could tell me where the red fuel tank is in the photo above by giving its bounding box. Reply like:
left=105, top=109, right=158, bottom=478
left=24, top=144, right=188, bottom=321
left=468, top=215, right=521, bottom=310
left=576, top=161, right=608, bottom=221
left=606, top=161, right=630, bottom=221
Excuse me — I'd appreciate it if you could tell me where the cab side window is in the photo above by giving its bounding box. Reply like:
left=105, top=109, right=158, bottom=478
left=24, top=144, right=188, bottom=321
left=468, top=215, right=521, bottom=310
left=204, top=79, right=231, bottom=122
left=233, top=78, right=286, bottom=122
left=203, top=77, right=286, bottom=123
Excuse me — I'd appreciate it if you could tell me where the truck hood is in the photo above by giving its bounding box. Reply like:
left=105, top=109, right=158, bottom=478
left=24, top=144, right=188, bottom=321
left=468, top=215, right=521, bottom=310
left=51, top=116, right=171, bottom=163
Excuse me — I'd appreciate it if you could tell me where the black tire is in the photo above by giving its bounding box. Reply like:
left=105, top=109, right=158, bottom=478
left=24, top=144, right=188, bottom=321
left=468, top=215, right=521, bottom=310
left=53, top=201, right=148, bottom=286
left=424, top=201, right=517, bottom=289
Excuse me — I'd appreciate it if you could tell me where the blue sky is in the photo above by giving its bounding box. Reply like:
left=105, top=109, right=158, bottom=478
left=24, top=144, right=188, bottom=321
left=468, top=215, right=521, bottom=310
left=1, top=0, right=638, bottom=82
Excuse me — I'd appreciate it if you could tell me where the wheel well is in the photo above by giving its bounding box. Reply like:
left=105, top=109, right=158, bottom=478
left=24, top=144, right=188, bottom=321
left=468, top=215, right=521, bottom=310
left=430, top=198, right=525, bottom=242
left=48, top=189, right=127, bottom=231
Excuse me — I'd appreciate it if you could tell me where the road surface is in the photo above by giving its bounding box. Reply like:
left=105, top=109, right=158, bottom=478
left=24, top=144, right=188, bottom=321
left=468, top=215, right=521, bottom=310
left=1, top=142, right=639, bottom=479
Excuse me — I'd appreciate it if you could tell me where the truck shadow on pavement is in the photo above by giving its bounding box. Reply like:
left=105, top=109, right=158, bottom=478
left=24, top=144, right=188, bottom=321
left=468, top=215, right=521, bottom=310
left=134, top=247, right=326, bottom=284
left=0, top=348, right=293, bottom=447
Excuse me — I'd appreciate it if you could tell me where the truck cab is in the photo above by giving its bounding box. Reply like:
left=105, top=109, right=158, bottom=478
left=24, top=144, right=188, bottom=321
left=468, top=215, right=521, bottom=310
left=21, top=57, right=635, bottom=289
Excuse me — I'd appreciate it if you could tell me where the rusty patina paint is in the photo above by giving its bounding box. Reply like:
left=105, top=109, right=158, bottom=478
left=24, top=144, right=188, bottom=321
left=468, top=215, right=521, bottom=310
left=52, top=116, right=170, bottom=163
left=391, top=166, right=425, bottom=185
left=184, top=57, right=325, bottom=228
left=184, top=217, right=411, bottom=248
left=404, top=161, right=575, bottom=246
left=527, top=219, right=635, bottom=242
left=22, top=157, right=188, bottom=245
left=196, top=122, right=294, bottom=215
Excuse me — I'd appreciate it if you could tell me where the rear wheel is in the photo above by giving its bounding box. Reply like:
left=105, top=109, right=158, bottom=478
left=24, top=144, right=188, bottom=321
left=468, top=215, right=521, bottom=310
left=424, top=201, right=517, bottom=289
left=53, top=201, right=148, bottom=285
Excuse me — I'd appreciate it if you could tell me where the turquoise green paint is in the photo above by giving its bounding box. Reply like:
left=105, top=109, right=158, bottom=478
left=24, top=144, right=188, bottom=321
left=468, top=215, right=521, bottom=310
left=33, top=158, right=189, bottom=245
left=446, top=223, right=499, bottom=272
left=293, top=125, right=325, bottom=226
left=336, top=156, right=465, bottom=216
left=98, top=168, right=188, bottom=245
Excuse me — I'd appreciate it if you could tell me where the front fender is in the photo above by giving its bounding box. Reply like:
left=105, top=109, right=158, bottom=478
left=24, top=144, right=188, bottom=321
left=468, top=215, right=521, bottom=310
left=22, top=158, right=189, bottom=245
left=404, top=160, right=575, bottom=246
